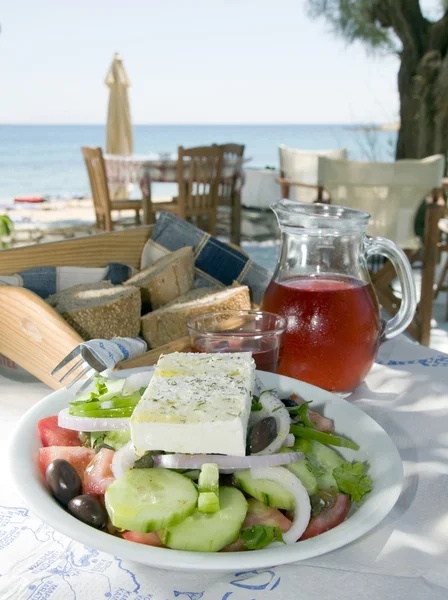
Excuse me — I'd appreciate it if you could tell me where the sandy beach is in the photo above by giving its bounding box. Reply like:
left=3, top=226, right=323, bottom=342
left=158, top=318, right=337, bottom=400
left=3, top=197, right=279, bottom=247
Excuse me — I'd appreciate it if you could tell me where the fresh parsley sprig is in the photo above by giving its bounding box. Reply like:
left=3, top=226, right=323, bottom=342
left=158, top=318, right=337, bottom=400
left=333, top=462, right=373, bottom=502
left=241, top=525, right=285, bottom=550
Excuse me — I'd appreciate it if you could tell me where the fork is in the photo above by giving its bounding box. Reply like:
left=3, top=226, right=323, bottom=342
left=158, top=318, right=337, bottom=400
left=51, top=345, right=108, bottom=393
left=51, top=337, right=148, bottom=392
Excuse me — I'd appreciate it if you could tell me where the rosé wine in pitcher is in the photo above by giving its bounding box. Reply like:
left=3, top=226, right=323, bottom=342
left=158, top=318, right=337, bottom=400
left=262, top=275, right=381, bottom=392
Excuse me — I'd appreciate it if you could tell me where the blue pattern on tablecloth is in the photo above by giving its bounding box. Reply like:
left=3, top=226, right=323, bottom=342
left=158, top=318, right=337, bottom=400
left=377, top=354, right=448, bottom=367
left=151, top=212, right=273, bottom=304
left=0, top=505, right=283, bottom=600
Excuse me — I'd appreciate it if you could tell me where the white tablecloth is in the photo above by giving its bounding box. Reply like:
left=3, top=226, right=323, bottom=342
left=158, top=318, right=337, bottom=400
left=104, top=154, right=246, bottom=188
left=1, top=337, right=448, bottom=599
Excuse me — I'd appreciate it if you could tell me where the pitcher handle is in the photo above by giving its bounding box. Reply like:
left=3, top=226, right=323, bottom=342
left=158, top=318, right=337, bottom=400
left=364, top=236, right=417, bottom=340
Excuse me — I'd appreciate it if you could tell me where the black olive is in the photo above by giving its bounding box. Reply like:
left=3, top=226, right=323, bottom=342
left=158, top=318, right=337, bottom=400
left=280, top=398, right=298, bottom=408
left=133, top=452, right=154, bottom=469
left=46, top=459, right=82, bottom=506
left=247, top=416, right=278, bottom=454
left=67, top=494, right=108, bottom=529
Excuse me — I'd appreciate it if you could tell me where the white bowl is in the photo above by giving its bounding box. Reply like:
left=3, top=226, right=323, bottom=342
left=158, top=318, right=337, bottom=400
left=10, top=370, right=403, bottom=573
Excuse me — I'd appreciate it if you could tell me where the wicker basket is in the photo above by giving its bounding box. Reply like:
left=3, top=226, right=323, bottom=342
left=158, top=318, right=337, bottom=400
left=0, top=226, right=191, bottom=389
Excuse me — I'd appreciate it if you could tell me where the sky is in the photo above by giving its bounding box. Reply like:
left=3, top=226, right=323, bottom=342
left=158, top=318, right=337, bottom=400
left=0, top=0, right=444, bottom=124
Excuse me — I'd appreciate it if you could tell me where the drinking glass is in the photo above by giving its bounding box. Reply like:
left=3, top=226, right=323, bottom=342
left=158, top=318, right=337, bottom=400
left=187, top=310, right=286, bottom=373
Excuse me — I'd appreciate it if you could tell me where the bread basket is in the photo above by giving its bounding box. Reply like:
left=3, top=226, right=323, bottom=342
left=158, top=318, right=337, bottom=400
left=0, top=226, right=193, bottom=389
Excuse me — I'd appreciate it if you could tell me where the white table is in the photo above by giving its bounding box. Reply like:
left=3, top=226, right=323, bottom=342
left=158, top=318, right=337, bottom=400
left=1, top=337, right=448, bottom=599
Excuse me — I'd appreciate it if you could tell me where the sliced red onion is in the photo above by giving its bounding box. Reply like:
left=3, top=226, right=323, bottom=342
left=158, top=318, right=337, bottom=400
left=111, top=441, right=138, bottom=479
left=251, top=466, right=311, bottom=544
left=122, top=369, right=155, bottom=395
left=250, top=383, right=291, bottom=455
left=282, top=434, right=295, bottom=447
left=153, top=451, right=303, bottom=473
left=58, top=408, right=130, bottom=432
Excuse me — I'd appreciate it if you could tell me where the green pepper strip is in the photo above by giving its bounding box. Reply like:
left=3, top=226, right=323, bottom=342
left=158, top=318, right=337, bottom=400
left=290, top=425, right=359, bottom=451
left=72, top=399, right=138, bottom=412
left=69, top=406, right=135, bottom=418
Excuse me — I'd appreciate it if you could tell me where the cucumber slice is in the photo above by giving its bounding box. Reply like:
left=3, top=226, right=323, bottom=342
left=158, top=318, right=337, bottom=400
left=198, top=463, right=219, bottom=494
left=105, top=468, right=198, bottom=532
left=198, top=491, right=220, bottom=513
left=198, top=464, right=220, bottom=513
left=234, top=469, right=294, bottom=510
left=307, top=440, right=346, bottom=490
left=161, top=487, right=248, bottom=552
left=287, top=459, right=318, bottom=495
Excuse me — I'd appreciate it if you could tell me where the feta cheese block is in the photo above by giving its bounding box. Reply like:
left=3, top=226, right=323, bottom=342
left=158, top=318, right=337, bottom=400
left=130, top=352, right=256, bottom=456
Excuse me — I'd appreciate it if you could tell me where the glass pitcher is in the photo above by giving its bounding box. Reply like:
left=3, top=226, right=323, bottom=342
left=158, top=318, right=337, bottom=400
left=261, top=200, right=417, bottom=393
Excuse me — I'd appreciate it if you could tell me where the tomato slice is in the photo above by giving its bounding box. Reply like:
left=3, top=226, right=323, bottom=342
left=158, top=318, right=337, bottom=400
left=222, top=499, right=291, bottom=552
left=84, top=448, right=115, bottom=495
left=122, top=531, right=165, bottom=547
left=39, top=446, right=95, bottom=481
left=299, top=491, right=350, bottom=540
left=38, top=416, right=82, bottom=447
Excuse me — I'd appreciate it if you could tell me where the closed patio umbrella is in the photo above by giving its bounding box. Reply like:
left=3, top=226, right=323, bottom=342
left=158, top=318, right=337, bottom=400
left=105, top=52, right=133, bottom=199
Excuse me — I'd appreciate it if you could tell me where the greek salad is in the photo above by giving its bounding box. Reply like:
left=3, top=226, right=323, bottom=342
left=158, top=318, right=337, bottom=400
left=38, top=352, right=373, bottom=552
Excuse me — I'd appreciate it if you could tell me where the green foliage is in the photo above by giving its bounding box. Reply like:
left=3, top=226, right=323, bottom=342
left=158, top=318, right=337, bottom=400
left=0, top=215, right=13, bottom=248
left=307, top=0, right=395, bottom=53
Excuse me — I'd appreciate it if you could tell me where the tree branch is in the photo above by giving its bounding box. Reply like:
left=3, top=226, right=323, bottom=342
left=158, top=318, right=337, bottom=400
left=431, top=11, right=448, bottom=54
left=385, top=0, right=429, bottom=56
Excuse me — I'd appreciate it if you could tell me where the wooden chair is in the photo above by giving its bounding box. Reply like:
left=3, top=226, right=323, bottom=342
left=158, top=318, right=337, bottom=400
left=432, top=214, right=448, bottom=319
left=216, top=143, right=245, bottom=245
left=82, top=147, right=149, bottom=232
left=277, top=146, right=347, bottom=203
left=154, top=145, right=223, bottom=236
left=318, top=154, right=445, bottom=346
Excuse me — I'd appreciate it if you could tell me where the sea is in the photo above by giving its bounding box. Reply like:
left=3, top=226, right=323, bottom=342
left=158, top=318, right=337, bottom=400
left=0, top=124, right=397, bottom=203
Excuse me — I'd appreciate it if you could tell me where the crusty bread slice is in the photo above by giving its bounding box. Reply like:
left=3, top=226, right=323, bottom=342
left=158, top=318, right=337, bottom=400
left=141, top=285, right=251, bottom=348
left=47, top=281, right=113, bottom=306
left=164, top=285, right=221, bottom=307
left=124, top=247, right=195, bottom=309
left=48, top=283, right=141, bottom=340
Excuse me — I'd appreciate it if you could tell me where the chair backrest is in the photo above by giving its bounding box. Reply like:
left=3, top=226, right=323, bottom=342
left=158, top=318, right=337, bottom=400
left=279, top=145, right=348, bottom=202
left=177, top=145, right=224, bottom=216
left=81, top=147, right=112, bottom=230
left=318, top=154, right=445, bottom=249
left=217, top=143, right=245, bottom=204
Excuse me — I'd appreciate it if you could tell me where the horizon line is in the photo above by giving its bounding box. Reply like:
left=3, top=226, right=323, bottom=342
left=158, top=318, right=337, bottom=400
left=0, top=121, right=383, bottom=127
